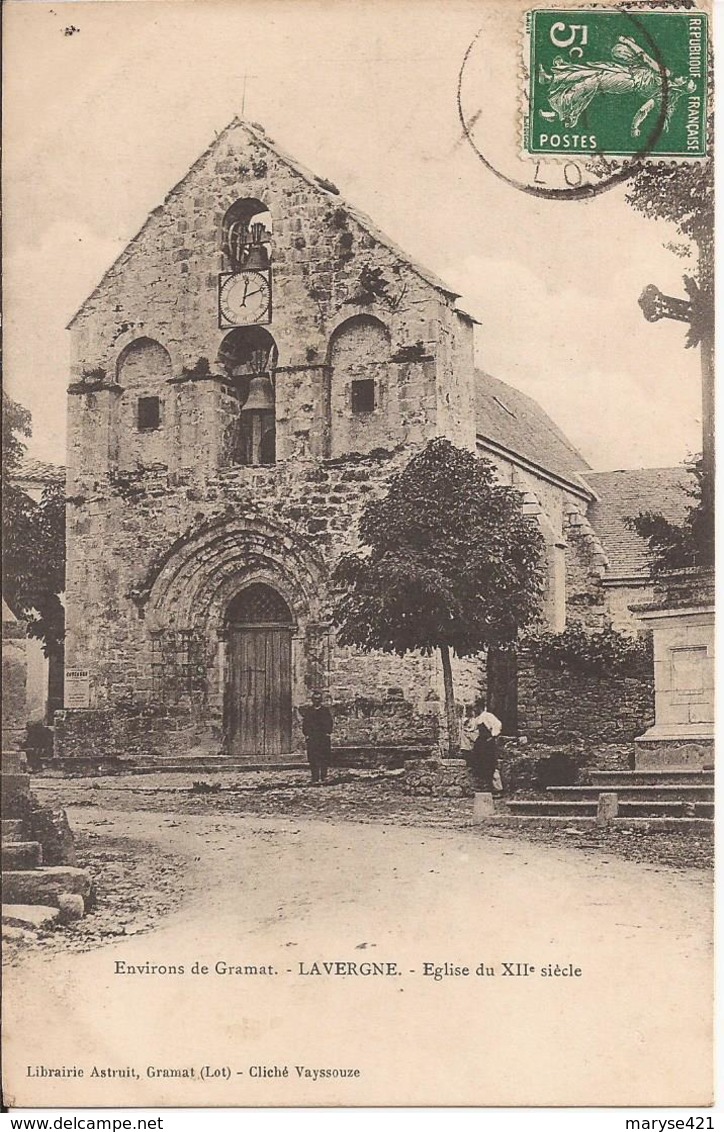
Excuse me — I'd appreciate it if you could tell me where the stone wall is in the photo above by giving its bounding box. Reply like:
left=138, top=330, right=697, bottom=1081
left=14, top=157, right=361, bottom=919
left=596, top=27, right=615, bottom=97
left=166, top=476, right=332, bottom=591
left=498, top=741, right=633, bottom=792
left=329, top=692, right=438, bottom=748
left=562, top=506, right=608, bottom=630
left=67, top=120, right=472, bottom=491
left=2, top=605, right=27, bottom=749
left=402, top=757, right=474, bottom=798
left=54, top=704, right=212, bottom=763
left=516, top=661, right=654, bottom=743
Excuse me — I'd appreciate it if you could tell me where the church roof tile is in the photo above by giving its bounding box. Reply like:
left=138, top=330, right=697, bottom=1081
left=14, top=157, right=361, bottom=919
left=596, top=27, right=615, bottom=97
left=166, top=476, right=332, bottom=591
left=583, top=467, right=691, bottom=578
left=476, top=370, right=591, bottom=492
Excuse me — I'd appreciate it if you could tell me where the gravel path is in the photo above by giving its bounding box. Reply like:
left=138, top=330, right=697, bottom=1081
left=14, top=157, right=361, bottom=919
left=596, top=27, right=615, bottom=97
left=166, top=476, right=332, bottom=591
left=29, top=768, right=715, bottom=868
left=3, top=801, right=713, bottom=1109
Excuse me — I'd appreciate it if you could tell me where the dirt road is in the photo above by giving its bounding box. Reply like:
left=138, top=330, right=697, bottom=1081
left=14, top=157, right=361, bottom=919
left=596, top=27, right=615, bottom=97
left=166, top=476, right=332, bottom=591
left=3, top=808, right=713, bottom=1108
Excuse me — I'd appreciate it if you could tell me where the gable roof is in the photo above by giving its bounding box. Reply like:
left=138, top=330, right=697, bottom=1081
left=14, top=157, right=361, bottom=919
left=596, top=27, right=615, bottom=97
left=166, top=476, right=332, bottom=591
left=68, top=118, right=459, bottom=328
left=13, top=458, right=65, bottom=485
left=583, top=467, right=691, bottom=578
left=476, top=370, right=591, bottom=493
left=239, top=123, right=460, bottom=301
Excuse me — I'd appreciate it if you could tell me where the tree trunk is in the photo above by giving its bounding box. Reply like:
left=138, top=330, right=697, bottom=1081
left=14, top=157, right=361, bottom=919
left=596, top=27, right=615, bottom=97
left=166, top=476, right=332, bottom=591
left=439, top=643, right=459, bottom=758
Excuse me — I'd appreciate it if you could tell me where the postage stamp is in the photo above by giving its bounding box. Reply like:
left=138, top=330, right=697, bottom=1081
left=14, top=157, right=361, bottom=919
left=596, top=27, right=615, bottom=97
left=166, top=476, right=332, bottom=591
left=524, top=9, right=709, bottom=158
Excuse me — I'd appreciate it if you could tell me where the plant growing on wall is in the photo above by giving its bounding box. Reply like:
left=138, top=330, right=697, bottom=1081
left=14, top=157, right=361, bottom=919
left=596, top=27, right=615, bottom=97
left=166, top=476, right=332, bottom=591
left=180, top=357, right=212, bottom=381
left=522, top=621, right=652, bottom=678
left=2, top=392, right=66, bottom=657
left=332, top=437, right=545, bottom=756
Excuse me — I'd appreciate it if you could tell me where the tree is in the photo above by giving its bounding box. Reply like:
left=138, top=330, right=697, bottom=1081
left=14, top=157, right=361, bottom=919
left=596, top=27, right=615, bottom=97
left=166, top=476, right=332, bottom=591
left=332, top=438, right=545, bottom=756
left=626, top=456, right=714, bottom=575
left=624, top=160, right=713, bottom=268
left=2, top=392, right=66, bottom=657
left=622, top=150, right=714, bottom=525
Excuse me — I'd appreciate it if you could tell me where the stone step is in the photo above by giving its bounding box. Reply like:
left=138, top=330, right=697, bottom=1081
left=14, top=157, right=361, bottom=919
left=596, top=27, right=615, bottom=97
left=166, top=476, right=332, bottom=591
left=125, top=761, right=309, bottom=774
left=2, top=903, right=60, bottom=929
left=0, top=773, right=31, bottom=817
left=1, top=751, right=28, bottom=773
left=1, top=841, right=43, bottom=869
left=506, top=800, right=714, bottom=819
left=2, top=866, right=93, bottom=909
left=1, top=819, right=25, bottom=842
left=547, top=785, right=714, bottom=803
left=590, top=770, right=714, bottom=787
left=131, top=755, right=245, bottom=765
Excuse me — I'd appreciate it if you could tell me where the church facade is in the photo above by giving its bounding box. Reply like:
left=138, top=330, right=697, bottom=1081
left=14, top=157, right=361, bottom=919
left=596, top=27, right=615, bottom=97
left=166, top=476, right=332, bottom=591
left=59, top=119, right=635, bottom=762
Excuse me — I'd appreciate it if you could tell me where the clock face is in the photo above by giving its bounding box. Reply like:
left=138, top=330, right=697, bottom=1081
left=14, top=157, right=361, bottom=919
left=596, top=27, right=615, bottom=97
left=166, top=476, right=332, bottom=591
left=219, top=271, right=271, bottom=327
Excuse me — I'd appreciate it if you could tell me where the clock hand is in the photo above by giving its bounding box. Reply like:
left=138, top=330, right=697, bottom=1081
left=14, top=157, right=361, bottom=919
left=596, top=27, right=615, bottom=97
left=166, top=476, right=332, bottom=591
left=240, top=278, right=249, bottom=305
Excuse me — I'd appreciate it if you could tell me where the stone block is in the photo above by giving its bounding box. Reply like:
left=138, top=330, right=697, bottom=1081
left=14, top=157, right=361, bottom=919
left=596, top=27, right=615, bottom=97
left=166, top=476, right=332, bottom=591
left=596, top=792, right=619, bottom=825
left=2, top=903, right=60, bottom=929
left=2, top=866, right=93, bottom=910
left=1, top=841, right=42, bottom=869
left=1, top=751, right=27, bottom=773
left=1, top=774, right=31, bottom=818
left=57, top=893, right=86, bottom=921
left=472, top=792, right=495, bottom=821
left=27, top=806, right=79, bottom=867
left=1, top=819, right=25, bottom=842
left=634, top=741, right=712, bottom=772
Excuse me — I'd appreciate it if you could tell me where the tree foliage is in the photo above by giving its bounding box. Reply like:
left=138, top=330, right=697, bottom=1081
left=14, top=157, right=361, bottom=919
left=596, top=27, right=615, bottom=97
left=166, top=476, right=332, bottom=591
left=2, top=393, right=31, bottom=480
left=332, top=438, right=545, bottom=753
left=624, top=160, right=714, bottom=259
left=625, top=456, right=714, bottom=575
left=2, top=392, right=66, bottom=656
left=523, top=621, right=652, bottom=679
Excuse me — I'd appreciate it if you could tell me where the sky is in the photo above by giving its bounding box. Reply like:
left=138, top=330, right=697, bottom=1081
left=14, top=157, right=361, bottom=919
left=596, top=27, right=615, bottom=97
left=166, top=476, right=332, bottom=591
left=3, top=0, right=705, bottom=472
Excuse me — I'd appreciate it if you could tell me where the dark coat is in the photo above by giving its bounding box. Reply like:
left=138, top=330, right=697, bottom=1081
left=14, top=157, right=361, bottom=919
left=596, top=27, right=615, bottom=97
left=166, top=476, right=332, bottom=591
left=300, top=705, right=333, bottom=744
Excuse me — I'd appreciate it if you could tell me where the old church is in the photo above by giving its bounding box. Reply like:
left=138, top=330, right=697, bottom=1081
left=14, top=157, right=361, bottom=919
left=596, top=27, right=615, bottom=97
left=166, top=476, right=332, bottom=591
left=58, top=119, right=664, bottom=763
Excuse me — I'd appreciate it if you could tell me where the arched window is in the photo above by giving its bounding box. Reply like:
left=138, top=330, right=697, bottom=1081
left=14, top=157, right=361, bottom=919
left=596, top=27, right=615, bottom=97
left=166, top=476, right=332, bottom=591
left=116, top=338, right=172, bottom=432
left=329, top=315, right=390, bottom=388
left=217, top=327, right=278, bottom=466
left=116, top=337, right=172, bottom=386
left=217, top=326, right=278, bottom=383
left=222, top=199, right=272, bottom=271
left=328, top=315, right=390, bottom=456
left=226, top=584, right=293, bottom=626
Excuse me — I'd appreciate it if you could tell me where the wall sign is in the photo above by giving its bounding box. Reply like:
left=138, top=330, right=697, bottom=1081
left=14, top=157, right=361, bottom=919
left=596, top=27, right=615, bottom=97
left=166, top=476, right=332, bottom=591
left=65, top=669, right=91, bottom=709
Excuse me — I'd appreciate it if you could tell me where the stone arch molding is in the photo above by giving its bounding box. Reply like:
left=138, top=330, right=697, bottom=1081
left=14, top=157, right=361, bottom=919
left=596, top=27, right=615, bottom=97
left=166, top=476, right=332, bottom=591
left=111, top=329, right=179, bottom=377
left=144, top=515, right=328, bottom=635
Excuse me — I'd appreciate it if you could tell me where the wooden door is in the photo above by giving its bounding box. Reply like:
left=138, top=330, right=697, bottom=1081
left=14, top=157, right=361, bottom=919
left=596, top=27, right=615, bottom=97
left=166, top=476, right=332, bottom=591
left=227, top=626, right=292, bottom=758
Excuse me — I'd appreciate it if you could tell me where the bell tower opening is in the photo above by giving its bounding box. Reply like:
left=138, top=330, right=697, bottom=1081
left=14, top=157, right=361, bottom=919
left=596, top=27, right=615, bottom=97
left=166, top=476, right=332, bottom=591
left=217, top=327, right=278, bottom=465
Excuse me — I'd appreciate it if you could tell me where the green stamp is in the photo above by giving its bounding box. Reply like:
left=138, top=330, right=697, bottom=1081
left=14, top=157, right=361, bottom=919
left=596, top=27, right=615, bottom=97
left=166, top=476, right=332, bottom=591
left=525, top=9, right=708, bottom=158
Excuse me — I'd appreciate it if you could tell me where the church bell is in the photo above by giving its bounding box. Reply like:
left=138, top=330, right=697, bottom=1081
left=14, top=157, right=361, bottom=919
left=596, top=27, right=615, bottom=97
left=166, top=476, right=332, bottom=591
left=241, top=373, right=275, bottom=412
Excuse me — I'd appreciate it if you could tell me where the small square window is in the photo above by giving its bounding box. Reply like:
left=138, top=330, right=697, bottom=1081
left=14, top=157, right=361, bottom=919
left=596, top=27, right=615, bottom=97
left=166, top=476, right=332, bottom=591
left=351, top=379, right=375, bottom=414
left=137, top=396, right=161, bottom=430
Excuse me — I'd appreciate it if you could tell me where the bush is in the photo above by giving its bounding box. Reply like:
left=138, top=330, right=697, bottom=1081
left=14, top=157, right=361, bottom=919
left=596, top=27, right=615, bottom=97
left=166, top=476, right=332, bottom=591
left=522, top=622, right=652, bottom=678
left=190, top=781, right=221, bottom=794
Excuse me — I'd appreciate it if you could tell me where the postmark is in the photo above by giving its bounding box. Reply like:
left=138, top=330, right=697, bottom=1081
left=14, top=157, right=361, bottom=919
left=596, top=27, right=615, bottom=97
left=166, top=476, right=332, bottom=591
left=525, top=9, right=708, bottom=159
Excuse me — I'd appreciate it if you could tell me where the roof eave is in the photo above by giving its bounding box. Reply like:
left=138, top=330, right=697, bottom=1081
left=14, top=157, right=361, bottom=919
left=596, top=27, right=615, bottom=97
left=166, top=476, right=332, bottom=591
left=476, top=433, right=594, bottom=501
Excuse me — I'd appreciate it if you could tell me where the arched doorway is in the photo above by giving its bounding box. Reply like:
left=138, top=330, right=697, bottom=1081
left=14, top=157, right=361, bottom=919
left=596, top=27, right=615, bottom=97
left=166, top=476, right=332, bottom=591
left=225, top=584, right=293, bottom=758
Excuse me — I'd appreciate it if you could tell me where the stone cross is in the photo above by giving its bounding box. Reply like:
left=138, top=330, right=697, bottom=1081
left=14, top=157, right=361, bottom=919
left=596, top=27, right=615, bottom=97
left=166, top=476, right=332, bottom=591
left=638, top=275, right=714, bottom=522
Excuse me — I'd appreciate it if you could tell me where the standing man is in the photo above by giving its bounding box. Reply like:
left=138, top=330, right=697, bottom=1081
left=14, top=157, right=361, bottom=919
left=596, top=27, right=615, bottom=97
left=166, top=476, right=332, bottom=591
left=300, top=690, right=333, bottom=785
